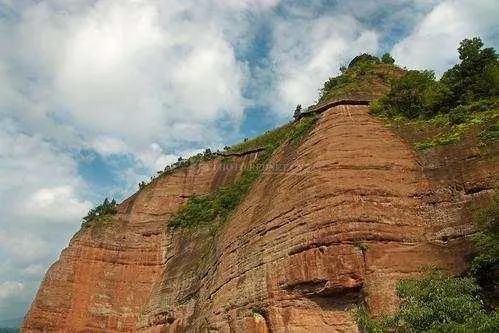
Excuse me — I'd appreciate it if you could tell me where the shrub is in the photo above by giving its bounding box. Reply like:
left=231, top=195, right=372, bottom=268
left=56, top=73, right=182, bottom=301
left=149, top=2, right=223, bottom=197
left=468, top=98, right=497, bottom=113
left=293, top=104, right=302, bottom=120
left=348, top=54, right=380, bottom=69
left=168, top=149, right=271, bottom=230
left=479, top=123, right=499, bottom=142
left=470, top=193, right=499, bottom=294
left=226, top=122, right=294, bottom=153
left=371, top=70, right=439, bottom=119
left=441, top=37, right=498, bottom=105
left=372, top=37, right=497, bottom=121
left=289, top=115, right=317, bottom=143
left=319, top=56, right=400, bottom=102
left=83, top=198, right=117, bottom=223
left=319, top=75, right=352, bottom=100
left=448, top=105, right=469, bottom=125
left=381, top=53, right=395, bottom=65
left=357, top=271, right=499, bottom=332
left=168, top=116, right=317, bottom=230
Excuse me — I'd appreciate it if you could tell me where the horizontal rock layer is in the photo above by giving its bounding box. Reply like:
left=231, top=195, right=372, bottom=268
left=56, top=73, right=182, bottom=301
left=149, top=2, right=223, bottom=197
left=23, top=104, right=497, bottom=332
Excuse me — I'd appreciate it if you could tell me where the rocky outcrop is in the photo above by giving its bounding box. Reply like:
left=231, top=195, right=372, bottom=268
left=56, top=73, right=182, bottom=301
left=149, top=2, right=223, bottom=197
left=23, top=104, right=497, bottom=332
left=22, top=154, right=260, bottom=332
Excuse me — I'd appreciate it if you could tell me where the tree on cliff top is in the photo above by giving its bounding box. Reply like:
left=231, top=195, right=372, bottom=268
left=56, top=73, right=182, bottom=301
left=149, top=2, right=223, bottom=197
left=83, top=197, right=117, bottom=223
left=348, top=54, right=380, bottom=68
left=370, top=37, right=498, bottom=119
left=381, top=52, right=395, bottom=64
left=293, top=104, right=302, bottom=120
left=442, top=37, right=498, bottom=104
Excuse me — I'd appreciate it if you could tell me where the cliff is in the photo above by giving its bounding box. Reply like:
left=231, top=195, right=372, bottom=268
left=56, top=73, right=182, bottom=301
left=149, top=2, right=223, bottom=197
left=22, top=100, right=498, bottom=332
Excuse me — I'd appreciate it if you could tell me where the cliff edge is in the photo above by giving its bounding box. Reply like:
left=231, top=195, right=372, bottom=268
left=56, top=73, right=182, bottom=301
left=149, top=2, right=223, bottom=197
left=23, top=102, right=497, bottom=332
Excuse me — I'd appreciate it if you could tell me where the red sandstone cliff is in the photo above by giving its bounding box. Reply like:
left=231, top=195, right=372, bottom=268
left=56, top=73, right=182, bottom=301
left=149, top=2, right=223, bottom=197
left=23, top=103, right=497, bottom=332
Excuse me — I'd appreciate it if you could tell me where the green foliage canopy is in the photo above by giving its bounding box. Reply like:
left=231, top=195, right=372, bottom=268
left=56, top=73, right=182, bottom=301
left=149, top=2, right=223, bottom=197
left=168, top=116, right=317, bottom=230
left=83, top=198, right=117, bottom=223
left=371, top=37, right=498, bottom=120
left=470, top=193, right=499, bottom=299
left=381, top=52, right=395, bottom=64
left=357, top=272, right=499, bottom=332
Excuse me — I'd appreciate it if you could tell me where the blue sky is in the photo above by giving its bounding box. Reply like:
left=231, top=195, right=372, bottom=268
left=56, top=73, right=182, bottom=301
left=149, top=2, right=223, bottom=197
left=0, top=0, right=498, bottom=323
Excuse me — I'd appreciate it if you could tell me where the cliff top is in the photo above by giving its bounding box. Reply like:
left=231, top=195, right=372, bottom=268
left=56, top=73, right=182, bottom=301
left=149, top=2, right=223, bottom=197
left=317, top=53, right=405, bottom=103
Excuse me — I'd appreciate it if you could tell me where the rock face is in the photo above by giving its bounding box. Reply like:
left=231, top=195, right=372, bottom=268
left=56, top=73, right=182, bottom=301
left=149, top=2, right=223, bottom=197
left=23, top=104, right=497, bottom=332
left=22, top=154, right=259, bottom=332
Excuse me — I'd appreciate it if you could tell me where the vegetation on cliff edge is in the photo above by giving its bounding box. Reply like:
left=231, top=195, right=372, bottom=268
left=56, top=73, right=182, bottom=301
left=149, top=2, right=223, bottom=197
left=356, top=271, right=499, bottom=333
left=82, top=197, right=117, bottom=226
left=168, top=115, right=318, bottom=230
left=369, top=37, right=498, bottom=150
left=318, top=53, right=403, bottom=103
left=357, top=195, right=499, bottom=332
left=470, top=193, right=499, bottom=307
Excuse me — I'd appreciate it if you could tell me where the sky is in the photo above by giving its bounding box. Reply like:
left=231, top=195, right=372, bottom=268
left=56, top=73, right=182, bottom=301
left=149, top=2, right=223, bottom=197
left=0, top=0, right=498, bottom=323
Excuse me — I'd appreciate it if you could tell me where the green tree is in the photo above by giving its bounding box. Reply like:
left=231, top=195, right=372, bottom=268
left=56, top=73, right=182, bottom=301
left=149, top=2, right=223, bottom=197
left=348, top=53, right=379, bottom=68
left=381, top=52, right=394, bottom=64
left=293, top=104, right=302, bottom=120
left=373, top=70, right=440, bottom=118
left=83, top=197, right=117, bottom=223
left=441, top=37, right=498, bottom=104
left=470, top=193, right=499, bottom=305
left=357, top=272, right=499, bottom=332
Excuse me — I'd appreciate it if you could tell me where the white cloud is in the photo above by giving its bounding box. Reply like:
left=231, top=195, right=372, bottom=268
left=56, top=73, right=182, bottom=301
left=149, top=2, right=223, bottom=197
left=0, top=232, right=52, bottom=265
left=24, top=186, right=91, bottom=223
left=0, top=119, right=91, bottom=318
left=137, top=143, right=178, bottom=172
left=215, top=0, right=280, bottom=10
left=21, top=264, right=46, bottom=278
left=391, top=0, right=499, bottom=75
left=268, top=14, right=378, bottom=113
left=0, top=121, right=90, bottom=217
left=0, top=281, right=25, bottom=301
left=0, top=0, right=248, bottom=170
left=90, top=136, right=129, bottom=156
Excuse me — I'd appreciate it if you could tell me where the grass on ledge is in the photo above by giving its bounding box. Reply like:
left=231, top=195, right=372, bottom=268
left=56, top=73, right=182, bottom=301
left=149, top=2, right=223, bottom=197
left=225, top=122, right=294, bottom=153
left=81, top=198, right=117, bottom=227
left=168, top=115, right=318, bottom=231
left=373, top=100, right=499, bottom=151
left=413, top=107, right=498, bottom=151
left=81, top=214, right=115, bottom=228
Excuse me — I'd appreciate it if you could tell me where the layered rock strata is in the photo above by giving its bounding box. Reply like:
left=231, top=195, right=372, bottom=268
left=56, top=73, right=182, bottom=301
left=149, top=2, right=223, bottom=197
left=23, top=103, right=497, bottom=332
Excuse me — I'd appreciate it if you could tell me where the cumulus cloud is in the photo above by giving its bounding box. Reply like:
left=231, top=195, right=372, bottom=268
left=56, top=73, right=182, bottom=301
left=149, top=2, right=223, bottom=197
left=268, top=13, right=378, bottom=114
left=0, top=0, right=249, bottom=171
left=215, top=0, right=280, bottom=10
left=23, top=186, right=91, bottom=223
left=0, top=120, right=91, bottom=222
left=0, top=281, right=24, bottom=301
left=0, top=119, right=91, bottom=319
left=0, top=280, right=33, bottom=321
left=391, top=0, right=499, bottom=75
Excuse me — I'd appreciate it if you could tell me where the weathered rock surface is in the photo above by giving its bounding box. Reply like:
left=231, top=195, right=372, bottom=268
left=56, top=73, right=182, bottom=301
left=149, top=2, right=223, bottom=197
left=23, top=104, right=497, bottom=332
left=22, top=155, right=259, bottom=332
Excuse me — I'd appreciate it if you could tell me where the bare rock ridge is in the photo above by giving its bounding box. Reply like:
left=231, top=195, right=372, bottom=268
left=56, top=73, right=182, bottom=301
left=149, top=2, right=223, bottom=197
left=23, top=102, right=497, bottom=332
